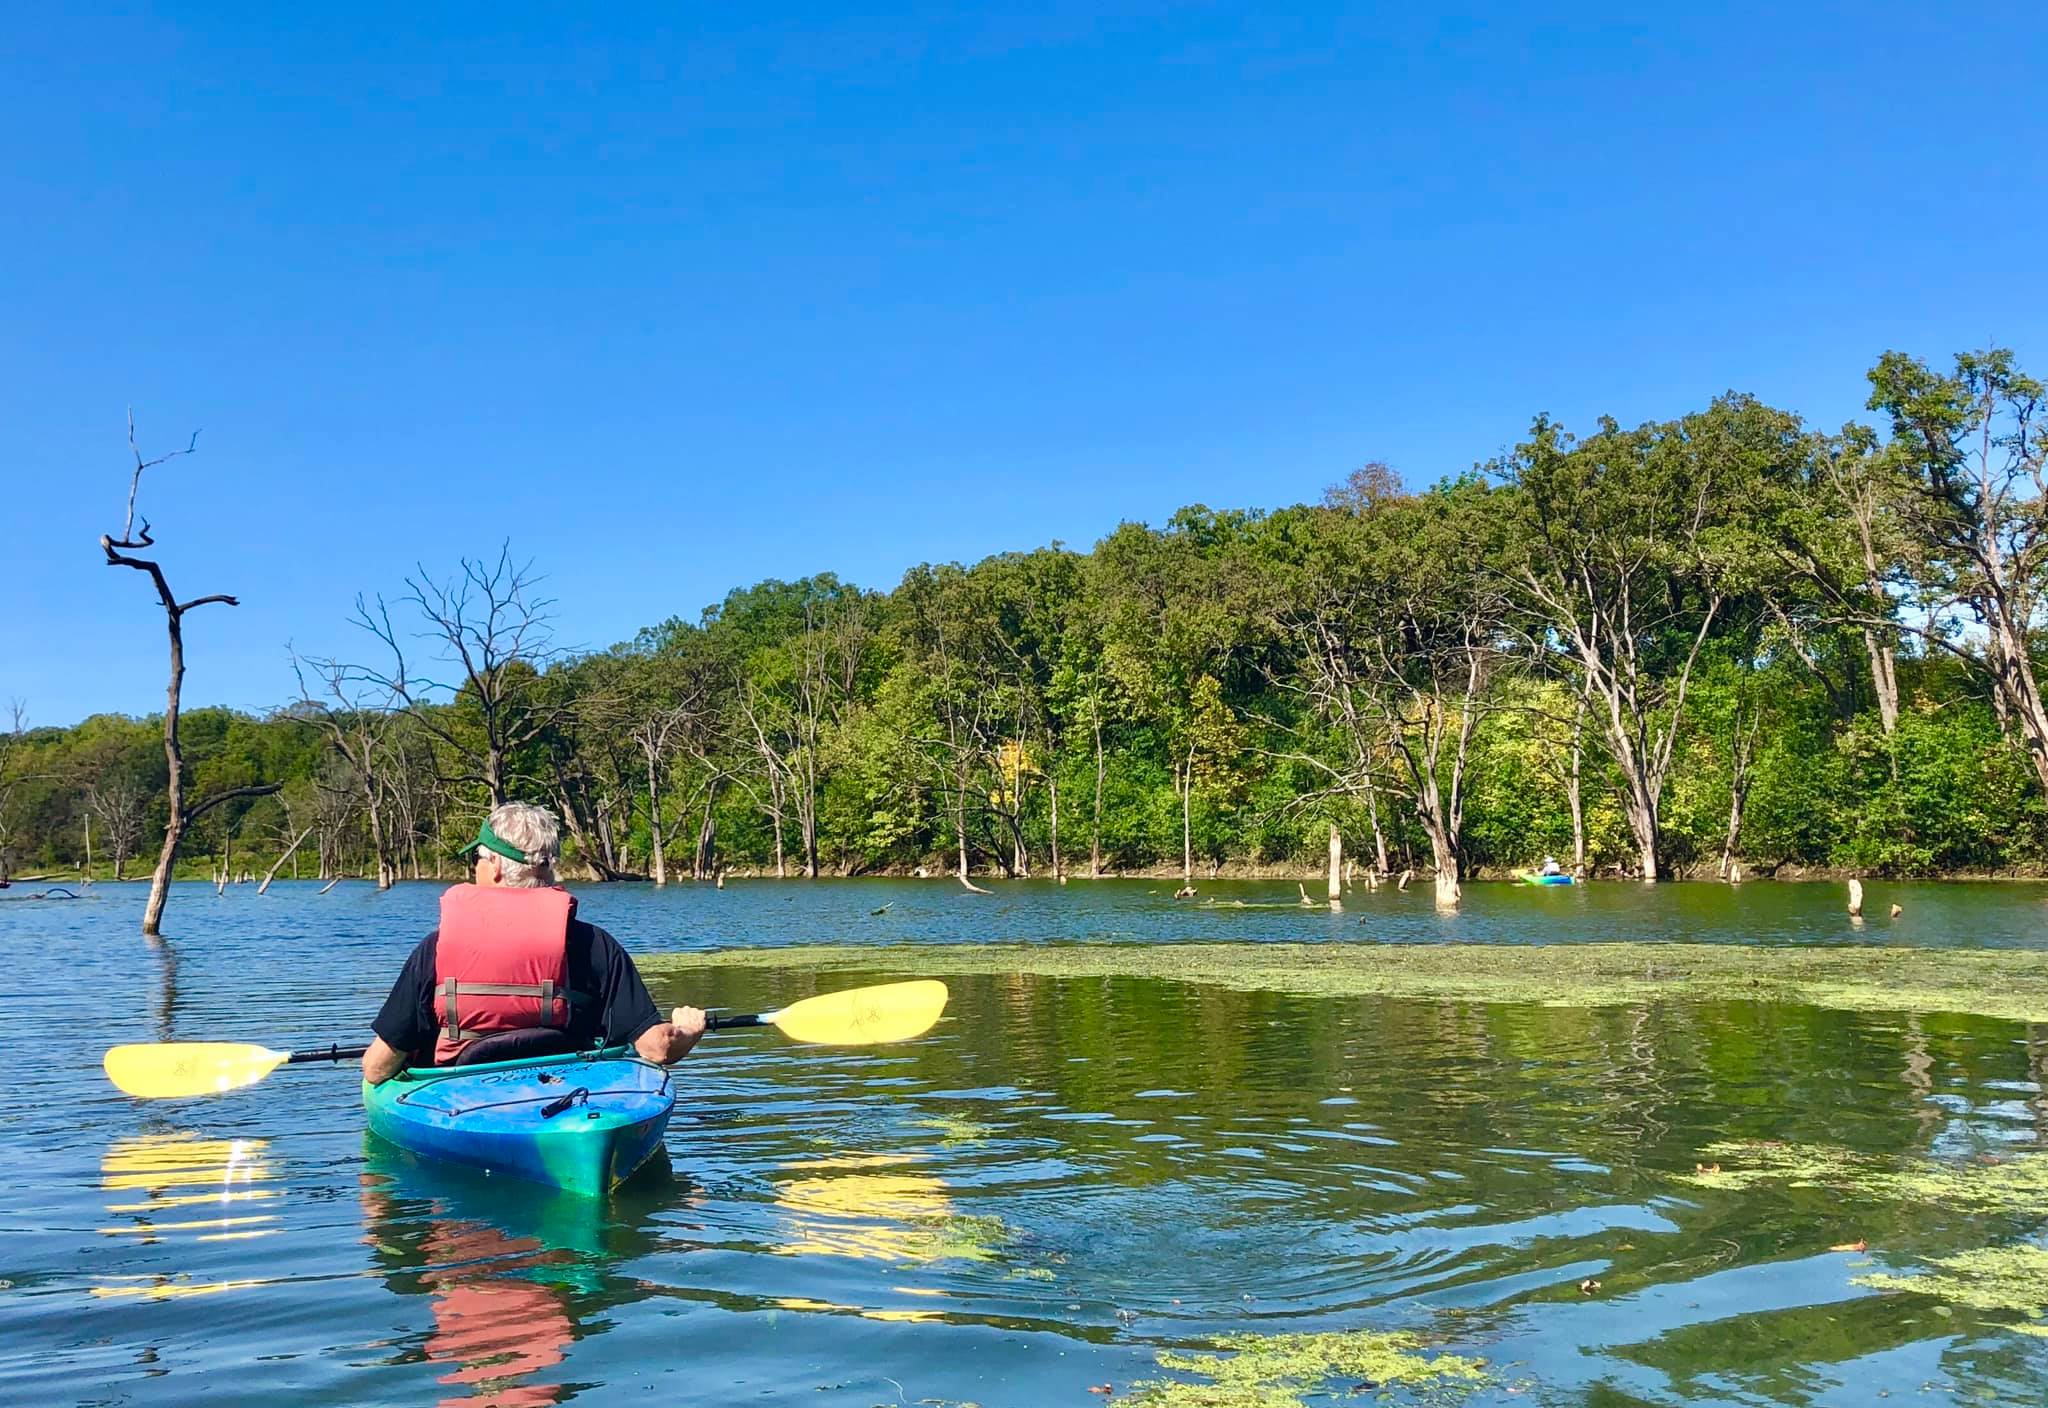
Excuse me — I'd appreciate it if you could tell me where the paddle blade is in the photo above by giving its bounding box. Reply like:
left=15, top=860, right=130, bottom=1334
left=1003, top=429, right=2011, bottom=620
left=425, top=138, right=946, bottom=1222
left=103, top=1043, right=291, bottom=1099
left=769, top=980, right=950, bottom=1046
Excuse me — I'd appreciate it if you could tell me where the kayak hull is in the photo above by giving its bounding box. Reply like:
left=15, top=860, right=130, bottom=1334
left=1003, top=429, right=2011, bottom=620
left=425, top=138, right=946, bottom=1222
left=1518, top=872, right=1577, bottom=886
left=363, top=1049, right=674, bottom=1198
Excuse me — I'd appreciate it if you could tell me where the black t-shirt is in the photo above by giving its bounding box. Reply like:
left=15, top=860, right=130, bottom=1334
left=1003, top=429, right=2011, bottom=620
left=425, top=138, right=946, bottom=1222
left=372, top=917, right=663, bottom=1062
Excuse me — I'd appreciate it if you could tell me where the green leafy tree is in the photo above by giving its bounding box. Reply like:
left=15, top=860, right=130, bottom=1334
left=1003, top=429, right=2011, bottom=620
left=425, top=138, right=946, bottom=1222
left=1867, top=348, right=2048, bottom=797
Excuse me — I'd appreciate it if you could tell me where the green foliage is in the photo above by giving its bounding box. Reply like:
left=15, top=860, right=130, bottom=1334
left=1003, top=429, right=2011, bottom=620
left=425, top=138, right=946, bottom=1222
left=22, top=346, right=2048, bottom=881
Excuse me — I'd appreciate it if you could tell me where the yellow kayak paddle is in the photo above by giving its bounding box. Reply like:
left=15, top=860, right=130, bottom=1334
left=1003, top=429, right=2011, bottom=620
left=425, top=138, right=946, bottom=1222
left=698, top=979, right=950, bottom=1046
left=104, top=979, right=950, bottom=1100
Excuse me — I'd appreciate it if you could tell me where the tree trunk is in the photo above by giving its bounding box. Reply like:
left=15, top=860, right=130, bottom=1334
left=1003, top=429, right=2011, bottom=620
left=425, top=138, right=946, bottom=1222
left=1364, top=775, right=1389, bottom=875
left=1327, top=825, right=1342, bottom=906
left=258, top=826, right=314, bottom=895
left=1566, top=691, right=1587, bottom=872
left=1720, top=713, right=1758, bottom=880
left=1421, top=806, right=1460, bottom=910
left=1721, top=781, right=1748, bottom=880
left=1090, top=705, right=1104, bottom=878
left=1049, top=773, right=1063, bottom=883
left=802, top=754, right=820, bottom=879
left=1863, top=629, right=1900, bottom=737
left=1621, top=778, right=1660, bottom=881
left=645, top=745, right=667, bottom=887
left=1990, top=605, right=2048, bottom=801
left=140, top=611, right=189, bottom=937
left=1178, top=751, right=1194, bottom=886
left=1005, top=802, right=1028, bottom=878
left=694, top=782, right=719, bottom=881
left=364, top=772, right=395, bottom=891
left=1432, top=856, right=1461, bottom=910
left=955, top=760, right=972, bottom=884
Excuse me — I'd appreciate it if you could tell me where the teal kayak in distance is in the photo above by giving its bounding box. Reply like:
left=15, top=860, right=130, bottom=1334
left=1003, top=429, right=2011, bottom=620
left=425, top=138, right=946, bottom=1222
left=1517, top=871, right=1577, bottom=886
left=363, top=1048, right=675, bottom=1198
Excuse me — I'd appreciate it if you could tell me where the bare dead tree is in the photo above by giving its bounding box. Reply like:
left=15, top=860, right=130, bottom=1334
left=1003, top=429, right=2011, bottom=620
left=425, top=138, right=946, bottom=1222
left=381, top=727, right=440, bottom=879
left=308, top=770, right=358, bottom=880
left=86, top=776, right=149, bottom=880
left=1264, top=491, right=1512, bottom=910
left=544, top=722, right=637, bottom=879
left=0, top=701, right=39, bottom=882
left=351, top=545, right=563, bottom=806
left=1720, top=699, right=1763, bottom=880
left=257, top=825, right=315, bottom=895
left=100, top=412, right=280, bottom=935
left=625, top=674, right=715, bottom=887
left=290, top=650, right=403, bottom=888
left=921, top=605, right=1001, bottom=893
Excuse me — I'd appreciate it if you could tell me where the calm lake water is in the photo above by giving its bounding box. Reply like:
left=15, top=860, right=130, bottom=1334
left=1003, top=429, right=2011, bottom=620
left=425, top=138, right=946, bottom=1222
left=3, top=877, right=2045, bottom=1406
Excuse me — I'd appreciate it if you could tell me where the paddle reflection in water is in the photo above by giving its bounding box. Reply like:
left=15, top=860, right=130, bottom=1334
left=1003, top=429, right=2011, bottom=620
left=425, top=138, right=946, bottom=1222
left=94, top=1132, right=283, bottom=1300
left=358, top=1140, right=699, bottom=1406
left=774, top=1152, right=1003, bottom=1267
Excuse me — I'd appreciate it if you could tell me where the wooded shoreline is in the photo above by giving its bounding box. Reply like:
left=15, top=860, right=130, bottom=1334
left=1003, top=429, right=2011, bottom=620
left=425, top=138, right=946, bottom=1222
left=9, top=345, right=2048, bottom=924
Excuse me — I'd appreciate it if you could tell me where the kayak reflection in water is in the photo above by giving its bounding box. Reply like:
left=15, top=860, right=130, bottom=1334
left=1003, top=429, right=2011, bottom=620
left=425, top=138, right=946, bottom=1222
left=360, top=802, right=708, bottom=1084
left=361, top=1167, right=573, bottom=1408
left=359, top=1144, right=700, bottom=1407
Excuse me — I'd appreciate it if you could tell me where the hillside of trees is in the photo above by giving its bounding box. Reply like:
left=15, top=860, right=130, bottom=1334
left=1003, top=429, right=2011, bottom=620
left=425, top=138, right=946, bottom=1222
left=5, top=347, right=2044, bottom=895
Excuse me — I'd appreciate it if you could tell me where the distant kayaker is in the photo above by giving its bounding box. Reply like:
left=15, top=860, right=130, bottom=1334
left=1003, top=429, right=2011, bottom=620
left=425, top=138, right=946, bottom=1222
left=361, top=801, right=708, bottom=1083
left=1540, top=855, right=1562, bottom=876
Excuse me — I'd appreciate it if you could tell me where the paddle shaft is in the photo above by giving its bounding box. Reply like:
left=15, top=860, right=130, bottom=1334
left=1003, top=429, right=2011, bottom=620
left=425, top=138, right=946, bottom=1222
left=706, top=1012, right=768, bottom=1031
left=288, top=1044, right=369, bottom=1065
left=287, top=1011, right=769, bottom=1063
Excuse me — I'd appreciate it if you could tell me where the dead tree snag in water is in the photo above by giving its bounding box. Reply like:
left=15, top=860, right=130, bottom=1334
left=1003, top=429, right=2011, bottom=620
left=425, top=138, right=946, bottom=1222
left=100, top=412, right=280, bottom=935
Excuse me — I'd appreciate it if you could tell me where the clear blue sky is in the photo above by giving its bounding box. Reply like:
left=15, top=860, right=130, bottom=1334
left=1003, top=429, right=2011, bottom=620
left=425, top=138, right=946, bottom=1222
left=5, top=3, right=2043, bottom=727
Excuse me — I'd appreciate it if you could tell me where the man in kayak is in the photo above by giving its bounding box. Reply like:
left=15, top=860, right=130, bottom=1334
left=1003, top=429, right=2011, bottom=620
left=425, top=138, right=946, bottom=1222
left=1540, top=855, right=1563, bottom=876
left=361, top=801, right=707, bottom=1083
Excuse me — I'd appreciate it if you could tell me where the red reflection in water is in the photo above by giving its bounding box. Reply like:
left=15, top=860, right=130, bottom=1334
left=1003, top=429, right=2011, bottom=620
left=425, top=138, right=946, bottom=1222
left=422, top=1223, right=573, bottom=1408
left=363, top=1180, right=575, bottom=1408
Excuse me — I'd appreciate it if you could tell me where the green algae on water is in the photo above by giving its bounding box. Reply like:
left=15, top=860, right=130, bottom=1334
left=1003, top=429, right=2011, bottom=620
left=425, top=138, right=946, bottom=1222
left=643, top=941, right=2048, bottom=1023
left=915, top=1115, right=996, bottom=1144
left=908, top=1211, right=1012, bottom=1262
left=1123, top=1329, right=1487, bottom=1408
left=1679, top=1141, right=2048, bottom=1213
left=1856, top=1244, right=2048, bottom=1338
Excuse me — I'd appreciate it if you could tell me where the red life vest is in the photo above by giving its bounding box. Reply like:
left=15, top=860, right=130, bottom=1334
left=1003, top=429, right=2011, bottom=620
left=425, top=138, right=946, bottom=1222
left=432, top=884, right=584, bottom=1066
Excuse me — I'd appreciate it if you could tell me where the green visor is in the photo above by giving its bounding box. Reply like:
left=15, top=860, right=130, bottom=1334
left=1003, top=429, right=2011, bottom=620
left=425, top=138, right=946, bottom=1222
left=457, top=816, right=529, bottom=865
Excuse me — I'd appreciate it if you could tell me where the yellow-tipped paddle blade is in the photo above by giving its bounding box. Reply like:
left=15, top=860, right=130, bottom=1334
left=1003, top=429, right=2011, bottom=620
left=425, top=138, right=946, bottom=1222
left=768, top=980, right=949, bottom=1046
left=103, top=1043, right=292, bottom=1099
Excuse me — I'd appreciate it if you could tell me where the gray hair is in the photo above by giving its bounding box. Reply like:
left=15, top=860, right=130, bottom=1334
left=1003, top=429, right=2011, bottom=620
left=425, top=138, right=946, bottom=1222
left=487, top=801, right=560, bottom=887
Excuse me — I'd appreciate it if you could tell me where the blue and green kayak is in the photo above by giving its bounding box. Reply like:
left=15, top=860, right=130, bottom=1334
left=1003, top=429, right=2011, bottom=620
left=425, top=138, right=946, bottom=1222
left=363, top=1047, right=675, bottom=1198
left=1517, top=871, right=1577, bottom=886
